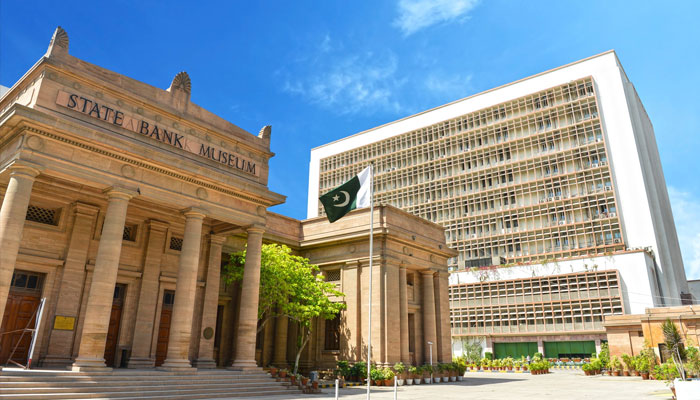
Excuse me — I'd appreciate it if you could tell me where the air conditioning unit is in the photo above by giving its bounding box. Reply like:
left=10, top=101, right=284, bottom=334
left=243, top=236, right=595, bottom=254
left=554, top=196, right=561, bottom=200
left=605, top=186, right=612, bottom=191
left=558, top=220, right=566, bottom=225
left=609, top=212, right=617, bottom=217
left=471, top=234, right=477, bottom=239
left=600, top=161, right=608, bottom=166
left=613, top=238, right=621, bottom=244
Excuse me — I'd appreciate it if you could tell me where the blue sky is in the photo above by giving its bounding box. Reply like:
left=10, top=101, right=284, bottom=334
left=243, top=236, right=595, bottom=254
left=1, top=1, right=699, bottom=279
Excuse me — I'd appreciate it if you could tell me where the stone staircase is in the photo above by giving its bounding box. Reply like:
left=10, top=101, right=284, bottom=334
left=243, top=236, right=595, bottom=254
left=0, top=368, right=301, bottom=399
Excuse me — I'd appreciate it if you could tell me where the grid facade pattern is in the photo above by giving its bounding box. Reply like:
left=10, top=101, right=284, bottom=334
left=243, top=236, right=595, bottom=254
left=449, top=270, right=623, bottom=336
left=26, top=205, right=59, bottom=226
left=317, top=78, right=625, bottom=268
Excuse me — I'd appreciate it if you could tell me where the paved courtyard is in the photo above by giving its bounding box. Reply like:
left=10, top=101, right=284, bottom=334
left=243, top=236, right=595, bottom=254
left=235, top=370, right=672, bottom=400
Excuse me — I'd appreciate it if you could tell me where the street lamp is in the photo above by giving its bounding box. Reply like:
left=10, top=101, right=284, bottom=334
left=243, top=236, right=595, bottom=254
left=427, top=341, right=433, bottom=383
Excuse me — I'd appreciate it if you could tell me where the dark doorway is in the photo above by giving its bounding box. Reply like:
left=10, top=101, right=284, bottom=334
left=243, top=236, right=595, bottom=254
left=104, top=284, right=126, bottom=367
left=155, top=290, right=175, bottom=366
left=0, top=270, right=44, bottom=365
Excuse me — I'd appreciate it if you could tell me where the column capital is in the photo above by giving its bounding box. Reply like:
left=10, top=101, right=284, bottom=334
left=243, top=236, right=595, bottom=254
left=209, top=234, right=226, bottom=245
left=103, top=186, right=137, bottom=201
left=246, top=224, right=265, bottom=235
left=182, top=207, right=207, bottom=220
left=147, top=219, right=169, bottom=233
left=6, top=159, right=44, bottom=179
left=420, top=269, right=436, bottom=276
left=73, top=202, right=100, bottom=218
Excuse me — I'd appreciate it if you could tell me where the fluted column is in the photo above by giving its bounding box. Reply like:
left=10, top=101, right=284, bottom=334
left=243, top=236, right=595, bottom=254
left=399, top=266, right=410, bottom=364
left=435, top=271, right=452, bottom=362
left=421, top=270, right=437, bottom=364
left=160, top=208, right=205, bottom=370
left=0, top=162, right=42, bottom=321
left=72, top=187, right=135, bottom=371
left=272, top=314, right=288, bottom=367
left=194, top=234, right=225, bottom=368
left=230, top=226, right=265, bottom=370
left=44, top=202, right=99, bottom=367
left=127, top=219, right=169, bottom=368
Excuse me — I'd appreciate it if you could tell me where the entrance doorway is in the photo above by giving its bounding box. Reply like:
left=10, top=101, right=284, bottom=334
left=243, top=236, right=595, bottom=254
left=155, top=290, right=175, bottom=366
left=104, top=284, right=126, bottom=367
left=0, top=270, right=44, bottom=366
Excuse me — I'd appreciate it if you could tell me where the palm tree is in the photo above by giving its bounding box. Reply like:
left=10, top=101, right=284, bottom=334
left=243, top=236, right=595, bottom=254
left=662, top=318, right=686, bottom=381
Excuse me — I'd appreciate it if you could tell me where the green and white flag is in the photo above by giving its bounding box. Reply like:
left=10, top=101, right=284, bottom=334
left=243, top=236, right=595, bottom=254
left=319, top=165, right=372, bottom=223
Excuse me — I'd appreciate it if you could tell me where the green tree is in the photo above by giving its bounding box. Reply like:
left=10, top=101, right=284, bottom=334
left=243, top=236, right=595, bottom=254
left=662, top=318, right=687, bottom=380
left=224, top=243, right=346, bottom=373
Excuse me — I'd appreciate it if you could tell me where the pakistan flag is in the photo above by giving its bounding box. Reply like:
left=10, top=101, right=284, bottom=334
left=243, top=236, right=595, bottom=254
left=319, top=166, right=372, bottom=223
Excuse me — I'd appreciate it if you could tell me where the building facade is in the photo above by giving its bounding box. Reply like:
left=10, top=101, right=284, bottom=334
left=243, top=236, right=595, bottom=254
left=0, top=27, right=453, bottom=372
left=308, top=51, right=689, bottom=358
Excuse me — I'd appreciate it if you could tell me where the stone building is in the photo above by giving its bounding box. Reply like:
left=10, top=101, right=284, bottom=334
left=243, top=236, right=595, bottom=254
left=0, top=27, right=453, bottom=374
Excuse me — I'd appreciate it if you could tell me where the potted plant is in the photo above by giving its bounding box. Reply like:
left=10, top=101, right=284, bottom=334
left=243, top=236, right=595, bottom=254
left=370, top=368, right=384, bottom=386
left=610, top=356, right=622, bottom=376
left=441, top=364, right=450, bottom=382
left=582, top=363, right=592, bottom=376
left=407, top=366, right=418, bottom=385
left=269, top=367, right=278, bottom=377
left=383, top=367, right=395, bottom=387
left=481, top=357, right=490, bottom=371
left=432, top=364, right=441, bottom=383
left=503, top=357, right=514, bottom=371
left=514, top=359, right=522, bottom=371
left=353, top=361, right=367, bottom=383
left=279, top=368, right=288, bottom=379
left=621, top=354, right=632, bottom=376
left=457, top=361, right=466, bottom=381
left=636, top=356, right=650, bottom=380
left=394, top=362, right=406, bottom=385
left=300, top=375, right=309, bottom=386
left=290, top=373, right=297, bottom=385
left=421, top=365, right=430, bottom=384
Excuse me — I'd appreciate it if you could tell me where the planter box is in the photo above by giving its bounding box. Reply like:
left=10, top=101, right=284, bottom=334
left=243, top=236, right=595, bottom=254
left=675, top=379, right=700, bottom=400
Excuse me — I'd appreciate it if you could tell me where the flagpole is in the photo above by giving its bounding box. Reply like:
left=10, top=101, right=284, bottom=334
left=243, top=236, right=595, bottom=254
left=366, top=163, right=374, bottom=400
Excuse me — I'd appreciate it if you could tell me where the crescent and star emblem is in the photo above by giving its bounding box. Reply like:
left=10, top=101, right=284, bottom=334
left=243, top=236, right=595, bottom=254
left=332, top=191, right=350, bottom=207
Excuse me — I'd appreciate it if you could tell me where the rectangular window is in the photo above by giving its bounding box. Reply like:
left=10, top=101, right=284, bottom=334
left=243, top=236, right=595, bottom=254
left=324, top=312, right=341, bottom=351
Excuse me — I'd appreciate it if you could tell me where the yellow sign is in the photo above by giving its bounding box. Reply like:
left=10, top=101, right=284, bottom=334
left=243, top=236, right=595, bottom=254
left=54, top=316, right=75, bottom=330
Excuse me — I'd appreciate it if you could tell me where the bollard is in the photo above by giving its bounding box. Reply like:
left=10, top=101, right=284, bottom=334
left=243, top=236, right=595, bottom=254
left=335, top=378, right=339, bottom=400
left=394, top=375, right=397, bottom=400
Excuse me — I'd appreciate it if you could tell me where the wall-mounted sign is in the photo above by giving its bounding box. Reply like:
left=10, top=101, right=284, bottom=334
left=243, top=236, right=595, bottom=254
left=203, top=327, right=214, bottom=340
left=55, top=90, right=258, bottom=176
left=53, top=315, right=75, bottom=330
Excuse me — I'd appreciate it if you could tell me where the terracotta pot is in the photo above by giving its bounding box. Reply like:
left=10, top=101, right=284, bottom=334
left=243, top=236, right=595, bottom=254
left=279, top=371, right=287, bottom=378
left=301, top=378, right=309, bottom=386
left=290, top=376, right=296, bottom=385
left=312, top=381, right=319, bottom=389
left=384, top=379, right=393, bottom=386
left=641, top=372, right=649, bottom=380
left=374, top=380, right=383, bottom=386
left=623, top=370, right=630, bottom=376
left=613, top=371, right=620, bottom=376
left=633, top=370, right=640, bottom=376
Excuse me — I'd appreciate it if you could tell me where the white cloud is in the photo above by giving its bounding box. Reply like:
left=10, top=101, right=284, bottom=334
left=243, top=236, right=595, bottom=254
left=394, top=0, right=480, bottom=36
left=424, top=72, right=473, bottom=100
left=668, top=186, right=700, bottom=279
left=284, top=51, right=404, bottom=115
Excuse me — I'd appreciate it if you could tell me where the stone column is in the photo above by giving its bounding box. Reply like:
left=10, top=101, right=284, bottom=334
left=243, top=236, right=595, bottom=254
left=127, top=220, right=169, bottom=368
left=272, top=314, right=288, bottom=367
left=434, top=271, right=452, bottom=362
left=160, top=208, right=205, bottom=370
left=193, top=234, right=225, bottom=368
left=261, top=315, right=275, bottom=367
left=399, top=266, right=410, bottom=364
left=230, top=226, right=265, bottom=370
left=44, top=202, right=99, bottom=367
left=384, top=263, right=400, bottom=364
left=0, top=162, right=42, bottom=321
left=72, top=187, right=135, bottom=371
left=421, top=270, right=437, bottom=364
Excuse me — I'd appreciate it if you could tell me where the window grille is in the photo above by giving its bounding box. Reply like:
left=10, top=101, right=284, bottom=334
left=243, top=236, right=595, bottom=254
left=170, top=236, right=183, bottom=251
left=325, top=269, right=341, bottom=282
left=324, top=312, right=341, bottom=350
left=123, top=225, right=137, bottom=241
left=11, top=270, right=44, bottom=291
left=26, top=205, right=58, bottom=225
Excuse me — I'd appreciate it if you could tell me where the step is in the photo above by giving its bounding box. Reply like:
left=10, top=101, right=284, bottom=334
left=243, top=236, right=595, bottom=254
left=0, top=378, right=282, bottom=389
left=0, top=385, right=298, bottom=399
left=0, top=376, right=278, bottom=386
left=0, top=381, right=291, bottom=394
left=0, top=373, right=273, bottom=383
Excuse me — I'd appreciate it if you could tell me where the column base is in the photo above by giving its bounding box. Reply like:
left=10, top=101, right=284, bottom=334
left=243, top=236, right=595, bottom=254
left=126, top=357, right=155, bottom=369
left=41, top=355, right=73, bottom=368
left=192, top=358, right=217, bottom=369
left=157, top=358, right=196, bottom=372
left=71, top=357, right=112, bottom=372
left=228, top=359, right=260, bottom=371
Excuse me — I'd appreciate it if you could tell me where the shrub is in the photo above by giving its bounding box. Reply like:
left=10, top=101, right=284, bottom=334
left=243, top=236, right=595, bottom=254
left=393, top=362, right=405, bottom=375
left=370, top=368, right=384, bottom=381
left=598, top=342, right=610, bottom=369
left=686, top=346, right=700, bottom=376
left=533, top=352, right=543, bottom=361
left=383, top=367, right=395, bottom=380
left=408, top=366, right=419, bottom=377
left=621, top=354, right=634, bottom=371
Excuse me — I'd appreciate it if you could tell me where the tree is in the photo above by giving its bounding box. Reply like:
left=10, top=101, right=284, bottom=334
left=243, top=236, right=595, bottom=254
left=662, top=318, right=687, bottom=381
left=224, top=243, right=346, bottom=373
